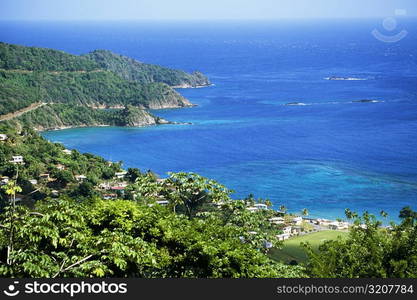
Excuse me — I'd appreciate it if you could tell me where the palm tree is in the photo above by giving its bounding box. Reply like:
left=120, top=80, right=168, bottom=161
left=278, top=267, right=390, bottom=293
left=279, top=205, right=287, bottom=213
left=301, top=208, right=309, bottom=217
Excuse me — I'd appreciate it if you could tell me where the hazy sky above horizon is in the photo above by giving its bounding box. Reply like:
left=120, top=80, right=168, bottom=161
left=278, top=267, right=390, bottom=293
left=1, top=0, right=417, bottom=21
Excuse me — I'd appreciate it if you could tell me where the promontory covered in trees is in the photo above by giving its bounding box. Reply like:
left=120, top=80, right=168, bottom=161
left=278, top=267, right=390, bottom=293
left=0, top=42, right=210, bottom=130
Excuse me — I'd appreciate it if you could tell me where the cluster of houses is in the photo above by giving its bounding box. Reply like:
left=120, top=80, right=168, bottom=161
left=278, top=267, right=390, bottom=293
left=273, top=216, right=304, bottom=241
left=313, top=218, right=350, bottom=230
left=98, top=172, right=129, bottom=199
left=245, top=202, right=350, bottom=241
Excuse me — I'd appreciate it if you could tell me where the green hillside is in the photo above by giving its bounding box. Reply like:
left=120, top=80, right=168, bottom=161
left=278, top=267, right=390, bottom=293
left=84, top=50, right=210, bottom=87
left=0, top=42, right=206, bottom=129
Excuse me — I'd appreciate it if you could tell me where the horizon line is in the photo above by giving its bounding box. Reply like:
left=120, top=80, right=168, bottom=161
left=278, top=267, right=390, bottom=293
left=1, top=16, right=417, bottom=22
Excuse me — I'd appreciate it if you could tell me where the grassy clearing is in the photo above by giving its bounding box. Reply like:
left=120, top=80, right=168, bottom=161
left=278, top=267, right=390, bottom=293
left=269, top=230, right=348, bottom=264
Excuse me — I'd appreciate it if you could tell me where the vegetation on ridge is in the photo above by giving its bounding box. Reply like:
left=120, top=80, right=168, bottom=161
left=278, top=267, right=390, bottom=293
left=0, top=42, right=206, bottom=129
left=83, top=50, right=210, bottom=87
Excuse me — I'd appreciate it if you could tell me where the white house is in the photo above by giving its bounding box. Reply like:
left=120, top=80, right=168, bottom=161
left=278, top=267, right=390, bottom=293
left=328, top=221, right=349, bottom=230
left=277, top=233, right=291, bottom=241
left=247, top=203, right=268, bottom=212
left=316, top=218, right=332, bottom=226
left=292, top=216, right=303, bottom=226
left=115, top=171, right=128, bottom=179
left=75, top=175, right=87, bottom=181
left=0, top=134, right=8, bottom=141
left=283, top=226, right=292, bottom=235
left=156, top=200, right=169, bottom=206
left=10, top=156, right=24, bottom=164
left=253, top=203, right=268, bottom=210
left=246, top=207, right=259, bottom=212
left=269, top=217, right=285, bottom=225
left=51, top=190, right=59, bottom=197
left=103, top=193, right=117, bottom=200
left=292, top=226, right=303, bottom=235
left=62, top=149, right=72, bottom=155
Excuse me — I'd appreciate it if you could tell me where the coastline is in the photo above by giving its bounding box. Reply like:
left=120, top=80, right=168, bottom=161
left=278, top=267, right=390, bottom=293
left=172, top=83, right=214, bottom=89
left=38, top=119, right=193, bottom=132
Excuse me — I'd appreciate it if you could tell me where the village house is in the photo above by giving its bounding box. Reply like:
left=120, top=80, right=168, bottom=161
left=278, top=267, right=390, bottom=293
left=315, top=218, right=332, bottom=226
left=10, top=155, right=24, bottom=164
left=269, top=216, right=285, bottom=225
left=283, top=226, right=292, bottom=235
left=56, top=164, right=66, bottom=170
left=75, top=175, right=87, bottom=181
left=51, top=190, right=59, bottom=197
left=111, top=182, right=128, bottom=188
left=103, top=193, right=117, bottom=200
left=276, top=233, right=291, bottom=241
left=253, top=203, right=268, bottom=210
left=0, top=176, right=9, bottom=185
left=328, top=221, right=349, bottom=230
left=110, top=186, right=125, bottom=192
left=292, top=216, right=303, bottom=226
left=276, top=225, right=293, bottom=241
left=99, top=182, right=111, bottom=190
left=291, top=226, right=303, bottom=235
left=156, top=200, right=169, bottom=206
left=114, top=171, right=128, bottom=179
left=0, top=134, right=8, bottom=141
left=247, top=203, right=268, bottom=212
left=62, top=149, right=72, bottom=155
left=246, top=206, right=258, bottom=212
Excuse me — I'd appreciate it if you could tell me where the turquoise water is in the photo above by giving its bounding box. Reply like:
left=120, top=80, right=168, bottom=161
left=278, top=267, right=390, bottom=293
left=2, top=20, right=417, bottom=221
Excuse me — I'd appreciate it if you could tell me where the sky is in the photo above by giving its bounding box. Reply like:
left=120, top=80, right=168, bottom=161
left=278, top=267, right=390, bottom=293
left=0, top=0, right=416, bottom=21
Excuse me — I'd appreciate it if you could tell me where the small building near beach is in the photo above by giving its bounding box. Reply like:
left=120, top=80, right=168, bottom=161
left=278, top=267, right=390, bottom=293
left=292, top=216, right=303, bottom=226
left=277, top=233, right=291, bottom=241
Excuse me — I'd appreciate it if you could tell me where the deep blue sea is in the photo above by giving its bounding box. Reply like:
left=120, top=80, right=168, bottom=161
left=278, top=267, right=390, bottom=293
left=2, top=19, right=417, bottom=221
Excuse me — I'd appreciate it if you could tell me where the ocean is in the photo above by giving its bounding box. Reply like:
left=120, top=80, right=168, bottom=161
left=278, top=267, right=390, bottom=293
left=2, top=19, right=417, bottom=221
